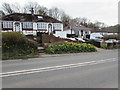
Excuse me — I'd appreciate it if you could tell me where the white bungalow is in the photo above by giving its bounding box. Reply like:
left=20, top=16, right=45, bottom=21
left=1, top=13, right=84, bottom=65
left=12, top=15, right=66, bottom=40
left=54, top=21, right=92, bottom=39
left=1, top=13, right=63, bottom=36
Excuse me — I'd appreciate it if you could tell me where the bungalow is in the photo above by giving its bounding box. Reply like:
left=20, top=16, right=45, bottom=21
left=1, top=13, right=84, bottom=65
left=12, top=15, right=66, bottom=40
left=54, top=21, right=92, bottom=39
left=1, top=13, right=63, bottom=35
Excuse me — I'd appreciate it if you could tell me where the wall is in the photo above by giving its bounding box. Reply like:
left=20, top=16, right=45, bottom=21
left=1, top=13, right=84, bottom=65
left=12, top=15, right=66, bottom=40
left=90, top=33, right=103, bottom=39
left=2, top=21, right=63, bottom=36
left=54, top=30, right=75, bottom=38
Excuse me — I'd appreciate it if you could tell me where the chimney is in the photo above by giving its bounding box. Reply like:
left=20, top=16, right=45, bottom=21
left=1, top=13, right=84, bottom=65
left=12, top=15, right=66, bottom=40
left=30, top=8, right=34, bottom=15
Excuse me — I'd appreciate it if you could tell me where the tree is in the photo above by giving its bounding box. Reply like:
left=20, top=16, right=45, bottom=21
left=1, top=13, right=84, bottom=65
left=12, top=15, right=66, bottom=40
left=61, top=12, right=71, bottom=28
left=24, top=2, right=41, bottom=14
left=49, top=7, right=63, bottom=20
left=2, top=2, right=22, bottom=14
left=94, top=21, right=107, bottom=29
left=2, top=3, right=14, bottom=14
left=38, top=6, right=48, bottom=15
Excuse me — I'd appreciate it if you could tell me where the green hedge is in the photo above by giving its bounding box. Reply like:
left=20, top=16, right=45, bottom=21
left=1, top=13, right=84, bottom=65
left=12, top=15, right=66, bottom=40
left=46, top=42, right=97, bottom=54
left=2, top=32, right=38, bottom=60
left=100, top=42, right=120, bottom=49
left=100, top=43, right=108, bottom=49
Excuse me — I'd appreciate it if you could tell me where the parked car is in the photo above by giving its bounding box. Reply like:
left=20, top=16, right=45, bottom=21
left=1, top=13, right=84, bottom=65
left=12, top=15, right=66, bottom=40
left=93, top=39, right=104, bottom=42
left=68, top=38, right=76, bottom=41
left=68, top=38, right=85, bottom=42
left=75, top=38, right=85, bottom=42
left=116, top=40, right=120, bottom=43
left=105, top=39, right=117, bottom=43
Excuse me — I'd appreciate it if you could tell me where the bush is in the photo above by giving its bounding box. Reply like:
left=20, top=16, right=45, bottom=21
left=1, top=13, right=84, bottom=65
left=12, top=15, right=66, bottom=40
left=100, top=42, right=120, bottom=49
left=2, top=32, right=38, bottom=60
left=100, top=43, right=107, bottom=49
left=45, top=42, right=97, bottom=54
left=2, top=32, right=26, bottom=45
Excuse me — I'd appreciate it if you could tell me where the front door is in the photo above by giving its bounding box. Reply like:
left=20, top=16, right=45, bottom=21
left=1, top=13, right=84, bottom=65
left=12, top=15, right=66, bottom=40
left=48, top=24, right=52, bottom=35
left=14, top=22, right=20, bottom=32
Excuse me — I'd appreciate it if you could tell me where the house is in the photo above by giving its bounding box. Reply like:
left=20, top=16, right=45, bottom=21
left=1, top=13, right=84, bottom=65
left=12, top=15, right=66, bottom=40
left=57, top=21, right=92, bottom=39
left=94, top=24, right=119, bottom=35
left=1, top=13, right=63, bottom=35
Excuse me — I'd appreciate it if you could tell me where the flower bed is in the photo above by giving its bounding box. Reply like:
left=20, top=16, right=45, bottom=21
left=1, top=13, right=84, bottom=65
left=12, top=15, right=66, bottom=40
left=46, top=42, right=97, bottom=54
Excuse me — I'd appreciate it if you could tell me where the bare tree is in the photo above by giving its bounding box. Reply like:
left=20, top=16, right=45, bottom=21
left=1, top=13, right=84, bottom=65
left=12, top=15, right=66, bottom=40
left=38, top=6, right=48, bottom=15
left=61, top=12, right=71, bottom=27
left=2, top=2, right=22, bottom=14
left=2, top=3, right=14, bottom=14
left=11, top=3, right=21, bottom=13
left=49, top=7, right=63, bottom=20
left=24, top=2, right=41, bottom=14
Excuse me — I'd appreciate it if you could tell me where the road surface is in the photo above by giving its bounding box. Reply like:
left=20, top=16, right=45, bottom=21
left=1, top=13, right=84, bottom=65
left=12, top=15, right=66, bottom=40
left=2, top=49, right=118, bottom=88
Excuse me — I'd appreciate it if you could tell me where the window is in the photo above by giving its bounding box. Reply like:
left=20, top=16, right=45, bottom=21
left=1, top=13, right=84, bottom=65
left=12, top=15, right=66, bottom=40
left=2, top=21, right=13, bottom=29
left=22, top=22, right=33, bottom=29
left=85, top=31, right=88, bottom=34
left=37, top=23, right=47, bottom=30
left=53, top=23, right=61, bottom=30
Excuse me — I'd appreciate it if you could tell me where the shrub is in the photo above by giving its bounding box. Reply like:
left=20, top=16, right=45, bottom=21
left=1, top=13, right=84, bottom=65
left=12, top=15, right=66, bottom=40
left=45, top=42, right=97, bottom=54
left=100, top=42, right=120, bottom=49
left=100, top=43, right=107, bottom=49
left=2, top=32, right=26, bottom=45
left=2, top=32, right=38, bottom=60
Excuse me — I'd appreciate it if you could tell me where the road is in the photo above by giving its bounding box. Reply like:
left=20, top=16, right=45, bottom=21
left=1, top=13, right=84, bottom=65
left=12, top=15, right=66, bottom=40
left=2, top=49, right=118, bottom=88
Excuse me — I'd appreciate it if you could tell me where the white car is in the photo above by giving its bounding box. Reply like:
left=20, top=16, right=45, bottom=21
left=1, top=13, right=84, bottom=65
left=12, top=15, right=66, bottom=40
left=68, top=38, right=76, bottom=41
left=105, top=39, right=117, bottom=43
left=75, top=38, right=85, bottom=42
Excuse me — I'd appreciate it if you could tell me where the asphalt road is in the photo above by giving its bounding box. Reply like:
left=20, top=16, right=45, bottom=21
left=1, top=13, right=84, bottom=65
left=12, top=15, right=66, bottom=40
left=2, top=49, right=118, bottom=88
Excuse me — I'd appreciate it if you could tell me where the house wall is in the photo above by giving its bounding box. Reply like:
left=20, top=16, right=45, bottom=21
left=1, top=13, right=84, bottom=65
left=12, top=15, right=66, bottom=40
left=74, top=30, right=91, bottom=38
left=54, top=29, right=91, bottom=39
left=53, top=29, right=75, bottom=38
left=90, top=33, right=103, bottom=39
left=1, top=21, right=63, bottom=36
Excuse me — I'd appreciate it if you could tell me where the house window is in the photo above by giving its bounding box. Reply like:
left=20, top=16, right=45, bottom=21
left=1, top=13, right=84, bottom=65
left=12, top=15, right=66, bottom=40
left=53, top=23, right=61, bottom=30
left=2, top=21, right=13, bottom=29
left=81, top=30, right=83, bottom=36
left=37, top=23, right=47, bottom=30
left=85, top=31, right=88, bottom=34
left=22, top=22, right=33, bottom=29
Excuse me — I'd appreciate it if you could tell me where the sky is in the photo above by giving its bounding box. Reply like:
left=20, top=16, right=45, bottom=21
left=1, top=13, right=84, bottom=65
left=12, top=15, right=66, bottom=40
left=0, top=0, right=119, bottom=26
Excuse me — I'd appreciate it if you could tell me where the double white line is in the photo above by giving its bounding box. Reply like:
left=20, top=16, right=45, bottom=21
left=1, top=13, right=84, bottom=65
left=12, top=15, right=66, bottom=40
left=0, top=58, right=117, bottom=78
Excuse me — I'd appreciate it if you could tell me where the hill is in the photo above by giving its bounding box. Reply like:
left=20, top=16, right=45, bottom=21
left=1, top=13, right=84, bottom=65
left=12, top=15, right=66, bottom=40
left=99, top=24, right=119, bottom=33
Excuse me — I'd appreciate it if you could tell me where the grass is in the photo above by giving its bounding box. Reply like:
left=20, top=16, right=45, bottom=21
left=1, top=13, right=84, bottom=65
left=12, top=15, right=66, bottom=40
left=2, top=32, right=39, bottom=60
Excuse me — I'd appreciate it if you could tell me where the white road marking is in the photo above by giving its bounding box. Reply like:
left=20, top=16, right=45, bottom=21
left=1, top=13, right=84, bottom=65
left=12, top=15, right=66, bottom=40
left=1, top=58, right=117, bottom=78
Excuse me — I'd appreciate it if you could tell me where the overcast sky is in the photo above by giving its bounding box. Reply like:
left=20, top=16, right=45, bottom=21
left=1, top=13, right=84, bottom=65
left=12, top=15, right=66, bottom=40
left=0, top=0, right=119, bottom=26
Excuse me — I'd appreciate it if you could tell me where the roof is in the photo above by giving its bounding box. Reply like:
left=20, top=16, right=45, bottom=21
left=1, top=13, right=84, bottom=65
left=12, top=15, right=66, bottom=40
left=2, top=13, right=62, bottom=23
left=64, top=22, right=92, bottom=31
left=72, top=25, right=92, bottom=31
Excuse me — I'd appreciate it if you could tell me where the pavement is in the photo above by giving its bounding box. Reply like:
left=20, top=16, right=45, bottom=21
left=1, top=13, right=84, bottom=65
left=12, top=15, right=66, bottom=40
left=2, top=49, right=118, bottom=88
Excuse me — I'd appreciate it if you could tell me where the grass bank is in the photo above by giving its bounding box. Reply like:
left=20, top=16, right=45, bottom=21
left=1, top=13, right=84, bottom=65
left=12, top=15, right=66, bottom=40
left=2, top=32, right=38, bottom=60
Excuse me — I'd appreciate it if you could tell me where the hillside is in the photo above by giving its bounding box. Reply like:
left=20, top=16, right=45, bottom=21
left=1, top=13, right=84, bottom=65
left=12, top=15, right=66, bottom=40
left=99, top=24, right=119, bottom=33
